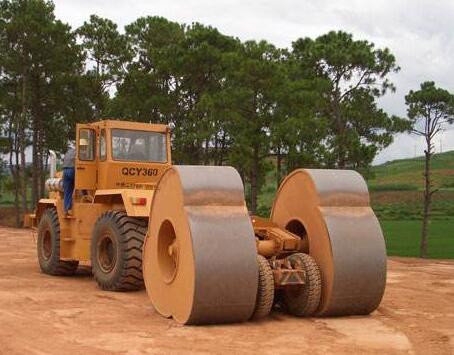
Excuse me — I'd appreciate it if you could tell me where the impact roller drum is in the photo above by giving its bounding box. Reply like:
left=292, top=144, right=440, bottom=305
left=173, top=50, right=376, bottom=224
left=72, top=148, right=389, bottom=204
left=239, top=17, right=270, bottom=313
left=143, top=166, right=258, bottom=324
left=271, top=169, right=387, bottom=316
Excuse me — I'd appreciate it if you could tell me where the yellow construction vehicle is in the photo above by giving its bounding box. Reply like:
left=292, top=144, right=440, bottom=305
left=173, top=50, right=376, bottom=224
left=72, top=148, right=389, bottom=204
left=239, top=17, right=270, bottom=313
left=31, top=119, right=387, bottom=324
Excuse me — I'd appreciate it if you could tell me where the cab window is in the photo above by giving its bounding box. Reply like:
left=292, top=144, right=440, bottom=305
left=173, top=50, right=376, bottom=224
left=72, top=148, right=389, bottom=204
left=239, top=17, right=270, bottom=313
left=111, top=129, right=167, bottom=162
left=79, top=128, right=96, bottom=161
left=99, top=129, right=106, bottom=161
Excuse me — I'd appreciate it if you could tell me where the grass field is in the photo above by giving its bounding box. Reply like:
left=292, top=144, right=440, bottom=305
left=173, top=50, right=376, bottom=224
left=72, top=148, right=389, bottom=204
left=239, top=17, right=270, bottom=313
left=368, top=150, right=454, bottom=191
left=370, top=152, right=454, bottom=258
left=381, top=219, right=454, bottom=259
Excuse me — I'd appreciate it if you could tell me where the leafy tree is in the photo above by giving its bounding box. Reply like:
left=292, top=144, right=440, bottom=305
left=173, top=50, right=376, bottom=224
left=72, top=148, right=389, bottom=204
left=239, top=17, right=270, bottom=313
left=270, top=53, right=328, bottom=186
left=225, top=40, right=284, bottom=212
left=171, top=23, right=240, bottom=165
left=292, top=31, right=408, bottom=168
left=77, top=14, right=130, bottom=116
left=111, top=16, right=184, bottom=125
left=28, top=11, right=84, bottom=207
left=0, top=0, right=88, bottom=222
left=0, top=0, right=37, bottom=215
left=405, top=81, right=454, bottom=258
left=0, top=7, right=412, bottom=222
left=113, top=19, right=240, bottom=166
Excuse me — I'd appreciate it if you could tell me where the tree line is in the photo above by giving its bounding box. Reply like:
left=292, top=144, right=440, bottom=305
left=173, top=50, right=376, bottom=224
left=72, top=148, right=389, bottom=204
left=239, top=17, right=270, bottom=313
left=1, top=0, right=452, bottom=241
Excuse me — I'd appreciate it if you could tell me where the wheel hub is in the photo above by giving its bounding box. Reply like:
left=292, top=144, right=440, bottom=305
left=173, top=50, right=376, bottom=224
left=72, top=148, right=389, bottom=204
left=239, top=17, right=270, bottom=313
left=98, top=233, right=116, bottom=273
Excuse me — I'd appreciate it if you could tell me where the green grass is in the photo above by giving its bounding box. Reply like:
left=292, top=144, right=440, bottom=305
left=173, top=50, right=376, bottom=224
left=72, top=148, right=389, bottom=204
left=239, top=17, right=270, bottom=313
left=0, top=190, right=16, bottom=205
left=381, top=219, right=454, bottom=259
left=0, top=188, right=32, bottom=207
left=368, top=150, right=454, bottom=191
left=369, top=183, right=417, bottom=192
left=372, top=192, right=454, bottom=220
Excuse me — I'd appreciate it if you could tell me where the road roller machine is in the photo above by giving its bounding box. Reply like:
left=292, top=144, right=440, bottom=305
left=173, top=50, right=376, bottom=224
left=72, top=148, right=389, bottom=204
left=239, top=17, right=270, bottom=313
left=30, top=119, right=387, bottom=325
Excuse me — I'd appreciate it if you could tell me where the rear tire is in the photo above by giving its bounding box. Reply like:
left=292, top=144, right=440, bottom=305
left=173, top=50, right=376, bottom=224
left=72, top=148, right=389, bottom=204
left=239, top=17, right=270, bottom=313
left=37, top=208, right=79, bottom=275
left=283, top=253, right=321, bottom=317
left=251, top=255, right=274, bottom=320
left=91, top=211, right=147, bottom=291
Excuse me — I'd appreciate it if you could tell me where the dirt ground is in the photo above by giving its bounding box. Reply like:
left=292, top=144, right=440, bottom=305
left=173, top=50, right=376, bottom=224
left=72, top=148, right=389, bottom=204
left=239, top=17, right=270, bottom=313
left=0, top=226, right=453, bottom=355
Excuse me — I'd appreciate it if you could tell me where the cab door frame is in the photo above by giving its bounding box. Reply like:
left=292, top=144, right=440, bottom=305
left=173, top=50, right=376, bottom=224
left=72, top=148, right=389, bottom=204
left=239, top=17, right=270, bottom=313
left=75, top=123, right=98, bottom=192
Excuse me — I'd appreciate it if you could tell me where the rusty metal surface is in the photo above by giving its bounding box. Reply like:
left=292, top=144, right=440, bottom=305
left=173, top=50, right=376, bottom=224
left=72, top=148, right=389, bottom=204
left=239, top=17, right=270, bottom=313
left=143, top=165, right=258, bottom=324
left=271, top=168, right=387, bottom=316
left=252, top=216, right=301, bottom=256
left=270, top=258, right=305, bottom=287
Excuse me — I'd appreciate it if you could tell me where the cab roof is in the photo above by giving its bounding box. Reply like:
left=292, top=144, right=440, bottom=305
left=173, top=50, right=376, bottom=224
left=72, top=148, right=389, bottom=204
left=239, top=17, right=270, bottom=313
left=82, top=119, right=169, bottom=133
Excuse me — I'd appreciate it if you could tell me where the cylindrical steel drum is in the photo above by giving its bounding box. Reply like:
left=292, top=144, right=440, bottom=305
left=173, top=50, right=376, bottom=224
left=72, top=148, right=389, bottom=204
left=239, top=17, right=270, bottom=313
left=45, top=178, right=64, bottom=192
left=271, top=169, right=386, bottom=316
left=143, top=166, right=258, bottom=324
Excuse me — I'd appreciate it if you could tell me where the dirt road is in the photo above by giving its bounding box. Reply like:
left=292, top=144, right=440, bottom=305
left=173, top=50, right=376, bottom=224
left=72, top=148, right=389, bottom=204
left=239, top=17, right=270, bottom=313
left=0, top=226, right=453, bottom=354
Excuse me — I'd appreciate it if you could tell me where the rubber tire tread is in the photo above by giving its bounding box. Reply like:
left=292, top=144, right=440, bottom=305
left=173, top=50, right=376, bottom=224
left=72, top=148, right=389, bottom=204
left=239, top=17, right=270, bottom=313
left=251, top=255, right=275, bottom=320
left=37, top=208, right=79, bottom=275
left=283, top=253, right=321, bottom=317
left=91, top=210, right=147, bottom=291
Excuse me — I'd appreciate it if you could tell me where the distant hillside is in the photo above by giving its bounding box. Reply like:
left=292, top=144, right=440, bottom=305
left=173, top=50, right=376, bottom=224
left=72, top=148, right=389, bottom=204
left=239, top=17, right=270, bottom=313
left=368, top=150, right=454, bottom=191
left=255, top=150, right=454, bottom=216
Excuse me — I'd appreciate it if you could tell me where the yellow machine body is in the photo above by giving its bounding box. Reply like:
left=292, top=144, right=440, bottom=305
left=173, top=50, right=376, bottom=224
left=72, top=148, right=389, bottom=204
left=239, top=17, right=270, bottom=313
left=34, top=120, right=171, bottom=261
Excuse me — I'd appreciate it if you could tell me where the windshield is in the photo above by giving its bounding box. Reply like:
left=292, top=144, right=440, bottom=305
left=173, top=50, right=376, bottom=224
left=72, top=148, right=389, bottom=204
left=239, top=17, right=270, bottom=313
left=111, top=129, right=167, bottom=162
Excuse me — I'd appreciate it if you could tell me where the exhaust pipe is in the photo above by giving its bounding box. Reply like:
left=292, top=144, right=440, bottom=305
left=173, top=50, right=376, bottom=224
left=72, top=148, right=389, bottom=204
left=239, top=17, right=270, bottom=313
left=45, top=150, right=63, bottom=192
left=49, top=150, right=57, bottom=178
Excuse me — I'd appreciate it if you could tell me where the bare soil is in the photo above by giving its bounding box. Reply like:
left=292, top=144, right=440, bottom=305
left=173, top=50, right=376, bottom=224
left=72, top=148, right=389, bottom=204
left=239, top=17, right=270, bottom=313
left=0, top=207, right=18, bottom=227
left=0, top=226, right=453, bottom=355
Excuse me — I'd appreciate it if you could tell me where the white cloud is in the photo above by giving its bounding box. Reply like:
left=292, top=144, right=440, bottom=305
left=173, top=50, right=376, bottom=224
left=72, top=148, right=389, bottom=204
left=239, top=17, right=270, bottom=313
left=52, top=0, right=454, bottom=164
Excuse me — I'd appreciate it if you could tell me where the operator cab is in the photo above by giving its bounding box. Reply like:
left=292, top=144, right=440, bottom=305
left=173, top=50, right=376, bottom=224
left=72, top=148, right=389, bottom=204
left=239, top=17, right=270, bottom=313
left=75, top=120, right=171, bottom=192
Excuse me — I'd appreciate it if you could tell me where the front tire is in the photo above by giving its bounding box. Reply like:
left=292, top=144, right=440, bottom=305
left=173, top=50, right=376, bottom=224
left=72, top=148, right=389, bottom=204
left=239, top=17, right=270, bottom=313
left=251, top=255, right=275, bottom=320
left=37, top=208, right=79, bottom=275
left=91, top=211, right=147, bottom=291
left=283, top=253, right=321, bottom=317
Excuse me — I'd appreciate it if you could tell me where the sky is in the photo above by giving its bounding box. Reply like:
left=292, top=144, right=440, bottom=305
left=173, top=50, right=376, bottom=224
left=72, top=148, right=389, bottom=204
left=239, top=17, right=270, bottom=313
left=52, top=0, right=454, bottom=164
